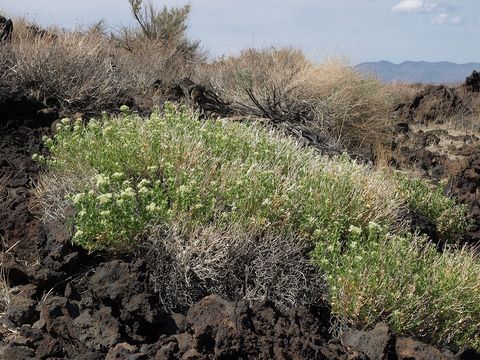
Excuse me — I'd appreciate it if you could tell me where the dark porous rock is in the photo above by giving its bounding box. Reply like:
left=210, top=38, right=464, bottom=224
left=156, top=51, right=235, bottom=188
left=407, top=209, right=439, bottom=245
left=174, top=333, right=193, bottom=355
left=35, top=335, right=66, bottom=359
left=40, top=296, right=80, bottom=335
left=105, top=342, right=145, bottom=360
left=342, top=322, right=396, bottom=360
left=182, top=295, right=343, bottom=359
left=19, top=325, right=44, bottom=344
left=40, top=218, right=81, bottom=273
left=155, top=339, right=180, bottom=360
left=5, top=285, right=38, bottom=326
left=186, top=295, right=242, bottom=358
left=70, top=352, right=105, bottom=360
left=0, top=253, right=30, bottom=286
left=27, top=265, right=65, bottom=293
left=89, top=260, right=146, bottom=303
left=0, top=344, right=36, bottom=359
left=73, top=306, right=123, bottom=352
left=171, top=313, right=187, bottom=333
left=396, top=337, right=449, bottom=359
left=180, top=348, right=203, bottom=360
left=455, top=347, right=480, bottom=360
left=88, top=260, right=165, bottom=342
left=320, top=342, right=369, bottom=359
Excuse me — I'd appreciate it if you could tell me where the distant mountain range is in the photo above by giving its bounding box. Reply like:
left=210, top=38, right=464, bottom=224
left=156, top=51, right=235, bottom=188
left=355, top=61, right=480, bottom=84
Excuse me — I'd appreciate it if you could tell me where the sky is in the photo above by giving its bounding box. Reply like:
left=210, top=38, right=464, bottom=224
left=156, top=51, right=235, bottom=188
left=0, top=0, right=478, bottom=64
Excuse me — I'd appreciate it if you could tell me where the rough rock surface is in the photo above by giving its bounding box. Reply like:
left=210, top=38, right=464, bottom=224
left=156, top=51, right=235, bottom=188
left=395, top=85, right=468, bottom=124
left=392, top=92, right=480, bottom=245
left=465, top=70, right=480, bottom=93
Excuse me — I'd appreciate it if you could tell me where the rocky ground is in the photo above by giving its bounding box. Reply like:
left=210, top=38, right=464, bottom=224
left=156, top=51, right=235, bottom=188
left=392, top=78, right=480, bottom=247
left=0, top=95, right=479, bottom=359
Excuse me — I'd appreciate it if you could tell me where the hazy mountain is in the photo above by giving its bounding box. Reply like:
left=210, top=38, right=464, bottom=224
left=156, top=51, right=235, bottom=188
left=355, top=61, right=480, bottom=84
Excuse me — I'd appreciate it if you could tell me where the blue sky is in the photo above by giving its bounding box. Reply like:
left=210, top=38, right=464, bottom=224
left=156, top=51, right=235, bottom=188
left=0, top=0, right=478, bottom=64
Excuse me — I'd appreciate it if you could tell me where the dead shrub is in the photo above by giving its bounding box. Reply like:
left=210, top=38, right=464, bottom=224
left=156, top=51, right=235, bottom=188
left=204, top=48, right=393, bottom=148
left=146, top=221, right=325, bottom=312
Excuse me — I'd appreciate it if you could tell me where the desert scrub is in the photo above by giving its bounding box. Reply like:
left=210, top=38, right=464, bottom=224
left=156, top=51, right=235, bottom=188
left=396, top=175, right=468, bottom=243
left=38, top=104, right=401, bottom=250
left=313, top=223, right=480, bottom=349
left=203, top=49, right=393, bottom=148
left=36, top=105, right=480, bottom=348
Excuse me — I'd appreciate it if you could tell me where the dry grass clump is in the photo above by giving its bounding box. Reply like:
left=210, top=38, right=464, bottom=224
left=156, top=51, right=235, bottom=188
left=0, top=1, right=204, bottom=112
left=205, top=48, right=393, bottom=148
left=146, top=222, right=324, bottom=311
left=32, top=171, right=91, bottom=223
left=385, top=82, right=425, bottom=104
left=1, top=27, right=128, bottom=112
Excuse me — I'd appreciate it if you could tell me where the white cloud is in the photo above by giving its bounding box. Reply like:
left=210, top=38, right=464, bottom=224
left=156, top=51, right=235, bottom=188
left=450, top=16, right=462, bottom=25
left=392, top=1, right=463, bottom=26
left=392, top=0, right=438, bottom=13
left=431, top=13, right=462, bottom=25
left=431, top=13, right=449, bottom=23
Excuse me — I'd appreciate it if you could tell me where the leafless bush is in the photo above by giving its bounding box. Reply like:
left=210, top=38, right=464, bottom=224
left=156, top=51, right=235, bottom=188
left=204, top=48, right=393, bottom=148
left=127, top=0, right=193, bottom=43
left=202, top=48, right=310, bottom=119
left=146, top=222, right=325, bottom=312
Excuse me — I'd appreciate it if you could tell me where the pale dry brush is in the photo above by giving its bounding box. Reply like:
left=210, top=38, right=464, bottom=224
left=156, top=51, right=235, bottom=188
left=2, top=28, right=128, bottom=111
left=146, top=221, right=326, bottom=312
left=205, top=48, right=393, bottom=148
left=32, top=170, right=94, bottom=224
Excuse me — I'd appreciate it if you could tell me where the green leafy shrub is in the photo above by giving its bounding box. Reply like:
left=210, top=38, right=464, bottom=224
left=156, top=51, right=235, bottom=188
left=36, top=105, right=480, bottom=349
left=40, top=104, right=401, bottom=251
left=396, top=175, right=468, bottom=243
left=313, top=223, right=480, bottom=348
